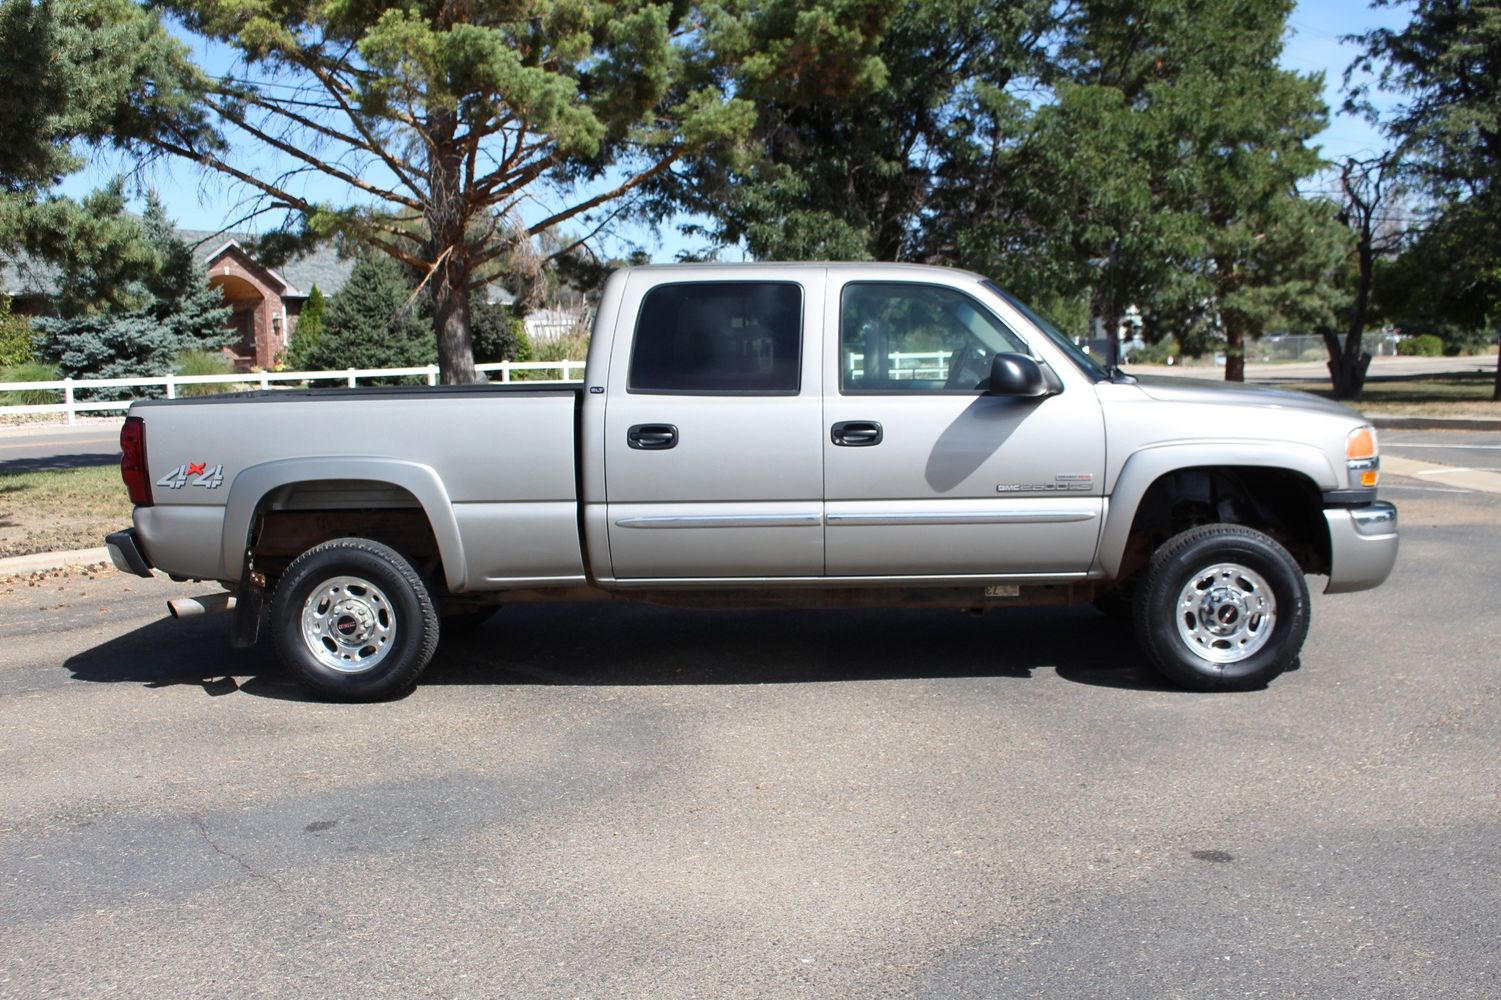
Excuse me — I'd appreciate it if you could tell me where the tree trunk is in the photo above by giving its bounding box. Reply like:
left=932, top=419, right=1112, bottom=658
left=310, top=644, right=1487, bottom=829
left=1494, top=339, right=1501, bottom=402
left=432, top=256, right=478, bottom=385
left=1329, top=234, right=1377, bottom=401
left=1223, top=317, right=1246, bottom=383
left=1322, top=327, right=1372, bottom=400
left=1328, top=350, right=1372, bottom=399
left=425, top=109, right=480, bottom=385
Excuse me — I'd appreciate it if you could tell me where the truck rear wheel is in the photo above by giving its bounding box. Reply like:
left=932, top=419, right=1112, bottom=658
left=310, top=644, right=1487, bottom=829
left=1133, top=524, right=1309, bottom=691
left=270, top=537, right=439, bottom=701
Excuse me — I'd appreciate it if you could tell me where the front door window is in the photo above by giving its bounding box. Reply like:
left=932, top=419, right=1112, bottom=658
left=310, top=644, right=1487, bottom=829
left=840, top=282, right=1029, bottom=394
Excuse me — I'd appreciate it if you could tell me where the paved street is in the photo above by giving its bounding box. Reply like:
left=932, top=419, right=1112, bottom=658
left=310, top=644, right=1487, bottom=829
left=1, top=472, right=1497, bottom=999
left=0, top=423, right=122, bottom=473
left=1383, top=431, right=1501, bottom=473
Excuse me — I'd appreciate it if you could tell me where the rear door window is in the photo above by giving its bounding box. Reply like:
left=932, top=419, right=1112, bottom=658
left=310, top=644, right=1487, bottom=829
left=629, top=282, right=803, bottom=394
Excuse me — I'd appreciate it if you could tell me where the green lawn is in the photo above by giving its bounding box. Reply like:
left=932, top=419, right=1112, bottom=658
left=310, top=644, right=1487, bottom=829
left=0, top=465, right=132, bottom=559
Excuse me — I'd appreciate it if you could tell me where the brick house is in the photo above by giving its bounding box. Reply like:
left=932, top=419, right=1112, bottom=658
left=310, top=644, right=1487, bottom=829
left=2, top=230, right=352, bottom=372
left=184, top=233, right=353, bottom=371
left=5, top=228, right=517, bottom=373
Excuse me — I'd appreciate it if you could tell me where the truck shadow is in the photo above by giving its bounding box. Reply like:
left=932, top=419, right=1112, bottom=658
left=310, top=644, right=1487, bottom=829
left=64, top=603, right=1180, bottom=697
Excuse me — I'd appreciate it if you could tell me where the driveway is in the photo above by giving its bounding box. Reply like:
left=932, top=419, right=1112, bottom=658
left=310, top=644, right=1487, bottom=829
left=0, top=481, right=1497, bottom=998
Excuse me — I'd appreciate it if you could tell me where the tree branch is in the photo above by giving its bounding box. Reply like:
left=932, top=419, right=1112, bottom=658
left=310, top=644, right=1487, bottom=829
left=525, top=152, right=683, bottom=238
left=295, top=59, right=429, bottom=198
left=210, top=99, right=425, bottom=211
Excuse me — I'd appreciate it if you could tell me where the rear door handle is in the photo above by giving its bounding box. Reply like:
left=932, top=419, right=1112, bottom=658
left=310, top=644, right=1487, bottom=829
left=627, top=423, right=679, bottom=450
left=831, top=420, right=883, bottom=447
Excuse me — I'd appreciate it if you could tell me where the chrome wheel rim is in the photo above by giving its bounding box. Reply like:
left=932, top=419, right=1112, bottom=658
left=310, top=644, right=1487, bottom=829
left=301, top=575, right=397, bottom=673
left=1175, top=562, right=1276, bottom=665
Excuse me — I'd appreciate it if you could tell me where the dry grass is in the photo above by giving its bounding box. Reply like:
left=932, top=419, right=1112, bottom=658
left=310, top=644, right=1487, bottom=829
left=0, top=465, right=132, bottom=558
left=1270, top=371, right=1501, bottom=417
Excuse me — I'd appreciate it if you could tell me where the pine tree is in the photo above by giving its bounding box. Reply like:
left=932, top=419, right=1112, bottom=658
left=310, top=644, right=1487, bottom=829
left=284, top=284, right=326, bottom=371
left=34, top=195, right=232, bottom=392
left=299, top=253, right=436, bottom=374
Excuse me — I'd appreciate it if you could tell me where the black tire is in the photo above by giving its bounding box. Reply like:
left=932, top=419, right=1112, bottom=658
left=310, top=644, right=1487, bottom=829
left=270, top=537, right=440, bottom=701
left=1133, top=524, right=1309, bottom=691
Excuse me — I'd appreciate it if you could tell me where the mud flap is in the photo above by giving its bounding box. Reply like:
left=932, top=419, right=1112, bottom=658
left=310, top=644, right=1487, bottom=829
left=230, top=559, right=266, bottom=648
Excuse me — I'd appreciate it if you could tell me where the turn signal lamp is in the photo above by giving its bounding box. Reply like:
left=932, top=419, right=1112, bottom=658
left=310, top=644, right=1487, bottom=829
left=1346, top=426, right=1379, bottom=488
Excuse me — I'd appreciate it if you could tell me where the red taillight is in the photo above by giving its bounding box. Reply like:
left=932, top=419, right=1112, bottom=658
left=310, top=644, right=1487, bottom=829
left=120, top=416, right=153, bottom=506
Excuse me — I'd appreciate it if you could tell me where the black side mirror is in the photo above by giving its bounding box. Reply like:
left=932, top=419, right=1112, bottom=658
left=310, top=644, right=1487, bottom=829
left=987, top=353, right=1052, bottom=398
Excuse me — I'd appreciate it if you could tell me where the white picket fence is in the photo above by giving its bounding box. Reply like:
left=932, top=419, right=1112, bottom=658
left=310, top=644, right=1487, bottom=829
left=0, top=361, right=587, bottom=425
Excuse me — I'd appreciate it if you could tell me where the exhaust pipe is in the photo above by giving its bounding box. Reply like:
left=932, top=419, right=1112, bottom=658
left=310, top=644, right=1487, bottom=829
left=168, top=593, right=237, bottom=619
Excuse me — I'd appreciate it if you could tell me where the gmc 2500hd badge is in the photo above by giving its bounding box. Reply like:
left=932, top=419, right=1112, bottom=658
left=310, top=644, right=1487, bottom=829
left=156, top=462, right=224, bottom=490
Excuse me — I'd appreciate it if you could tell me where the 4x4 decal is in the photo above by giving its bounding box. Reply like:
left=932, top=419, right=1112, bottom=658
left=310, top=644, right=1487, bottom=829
left=156, top=462, right=224, bottom=490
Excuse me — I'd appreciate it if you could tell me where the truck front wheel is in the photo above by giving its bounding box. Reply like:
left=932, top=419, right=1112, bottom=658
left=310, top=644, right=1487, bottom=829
left=270, top=538, right=440, bottom=701
left=1133, top=524, right=1309, bottom=691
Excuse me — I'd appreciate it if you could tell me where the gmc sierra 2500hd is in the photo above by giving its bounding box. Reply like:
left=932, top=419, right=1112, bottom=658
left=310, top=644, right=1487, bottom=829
left=106, top=263, right=1398, bottom=700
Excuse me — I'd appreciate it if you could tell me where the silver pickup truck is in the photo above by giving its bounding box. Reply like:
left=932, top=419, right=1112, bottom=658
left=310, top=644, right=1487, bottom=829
left=106, top=263, right=1398, bottom=699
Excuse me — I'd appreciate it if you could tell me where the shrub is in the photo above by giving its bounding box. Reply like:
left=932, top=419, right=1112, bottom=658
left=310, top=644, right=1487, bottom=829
left=0, top=297, right=36, bottom=366
left=514, top=327, right=590, bottom=380
left=1130, top=337, right=1180, bottom=365
left=173, top=350, right=237, bottom=396
left=284, top=284, right=326, bottom=371
left=1396, top=334, right=1444, bottom=357
left=471, top=301, right=531, bottom=364
left=0, top=361, right=61, bottom=406
left=297, top=253, right=435, bottom=379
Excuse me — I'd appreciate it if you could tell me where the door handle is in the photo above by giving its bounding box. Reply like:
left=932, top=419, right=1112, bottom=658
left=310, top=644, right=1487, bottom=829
left=831, top=420, right=883, bottom=447
left=627, top=423, right=679, bottom=450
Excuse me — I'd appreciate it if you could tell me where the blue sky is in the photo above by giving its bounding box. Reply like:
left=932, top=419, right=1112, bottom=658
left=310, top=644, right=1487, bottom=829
left=62, top=0, right=1414, bottom=262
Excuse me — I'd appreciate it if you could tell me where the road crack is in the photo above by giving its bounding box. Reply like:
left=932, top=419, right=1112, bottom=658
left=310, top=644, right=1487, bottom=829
left=189, top=814, right=287, bottom=894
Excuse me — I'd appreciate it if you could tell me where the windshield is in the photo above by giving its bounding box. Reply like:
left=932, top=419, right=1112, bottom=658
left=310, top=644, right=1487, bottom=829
left=980, top=280, right=1110, bottom=381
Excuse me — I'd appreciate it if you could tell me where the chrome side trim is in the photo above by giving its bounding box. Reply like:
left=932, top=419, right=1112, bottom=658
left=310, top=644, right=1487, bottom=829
left=614, top=513, right=823, bottom=529
left=825, top=510, right=1098, bottom=526
left=606, top=571, right=1093, bottom=589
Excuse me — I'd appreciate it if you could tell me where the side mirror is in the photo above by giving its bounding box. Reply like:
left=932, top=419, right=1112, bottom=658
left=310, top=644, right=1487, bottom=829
left=987, top=353, right=1052, bottom=398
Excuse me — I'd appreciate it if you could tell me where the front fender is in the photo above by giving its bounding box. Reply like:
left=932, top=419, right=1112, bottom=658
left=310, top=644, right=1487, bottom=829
left=220, top=457, right=468, bottom=591
left=1095, top=442, right=1339, bottom=579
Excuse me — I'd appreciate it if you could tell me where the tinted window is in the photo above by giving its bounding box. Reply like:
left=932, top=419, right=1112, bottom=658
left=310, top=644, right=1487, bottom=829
left=840, top=282, right=1029, bottom=393
left=629, top=282, right=803, bottom=394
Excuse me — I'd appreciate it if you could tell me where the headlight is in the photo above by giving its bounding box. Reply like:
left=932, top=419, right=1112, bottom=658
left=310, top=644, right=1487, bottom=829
left=1347, top=425, right=1379, bottom=488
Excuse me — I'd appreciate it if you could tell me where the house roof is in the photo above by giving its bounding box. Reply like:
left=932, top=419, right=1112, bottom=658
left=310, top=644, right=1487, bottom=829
left=0, top=254, right=60, bottom=300
left=6, top=227, right=515, bottom=306
left=180, top=229, right=352, bottom=299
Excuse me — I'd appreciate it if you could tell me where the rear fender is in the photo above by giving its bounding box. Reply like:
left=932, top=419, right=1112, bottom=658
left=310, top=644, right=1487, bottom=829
left=221, top=458, right=467, bottom=591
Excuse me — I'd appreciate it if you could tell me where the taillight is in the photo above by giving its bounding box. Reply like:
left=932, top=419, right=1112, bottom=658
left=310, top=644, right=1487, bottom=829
left=120, top=416, right=153, bottom=506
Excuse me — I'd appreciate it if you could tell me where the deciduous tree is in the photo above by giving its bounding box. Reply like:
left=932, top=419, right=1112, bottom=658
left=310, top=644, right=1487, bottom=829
left=1351, top=0, right=1501, bottom=399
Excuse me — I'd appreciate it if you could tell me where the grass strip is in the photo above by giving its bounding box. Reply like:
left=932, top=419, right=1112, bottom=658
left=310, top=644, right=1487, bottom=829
left=0, top=465, right=132, bottom=559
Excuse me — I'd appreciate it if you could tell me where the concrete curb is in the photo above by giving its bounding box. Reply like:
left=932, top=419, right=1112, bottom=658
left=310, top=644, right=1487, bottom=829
left=1369, top=415, right=1501, bottom=432
left=0, top=546, right=111, bottom=576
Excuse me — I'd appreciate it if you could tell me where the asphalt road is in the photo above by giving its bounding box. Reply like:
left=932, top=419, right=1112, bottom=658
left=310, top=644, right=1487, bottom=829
left=0, top=424, right=122, bottom=473
left=1383, top=431, right=1501, bottom=474
left=2, top=486, right=1498, bottom=999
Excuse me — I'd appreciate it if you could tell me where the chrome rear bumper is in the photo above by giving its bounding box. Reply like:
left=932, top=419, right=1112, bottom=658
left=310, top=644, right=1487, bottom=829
left=105, top=529, right=154, bottom=578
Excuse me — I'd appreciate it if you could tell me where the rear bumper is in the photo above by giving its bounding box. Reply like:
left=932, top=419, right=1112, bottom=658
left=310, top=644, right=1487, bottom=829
left=1322, top=502, right=1398, bottom=594
left=105, top=529, right=154, bottom=578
